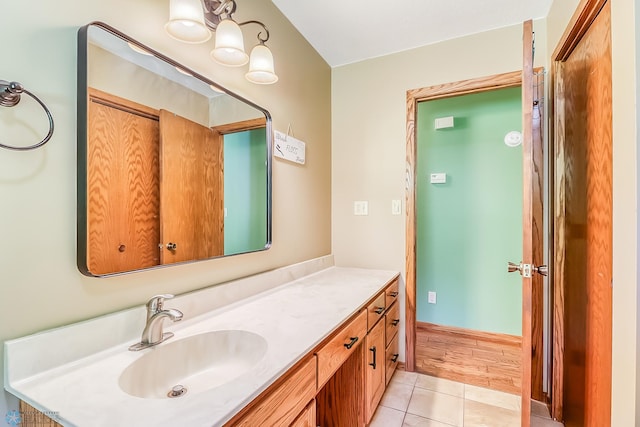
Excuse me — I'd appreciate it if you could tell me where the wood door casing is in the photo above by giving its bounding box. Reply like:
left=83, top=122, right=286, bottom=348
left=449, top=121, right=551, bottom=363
left=159, top=110, right=224, bottom=264
left=87, top=88, right=160, bottom=275
left=552, top=1, right=612, bottom=424
left=404, top=66, right=546, bottom=414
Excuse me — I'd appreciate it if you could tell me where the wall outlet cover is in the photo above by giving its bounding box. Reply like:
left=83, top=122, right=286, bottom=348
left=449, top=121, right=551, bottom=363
left=428, top=291, right=437, bottom=304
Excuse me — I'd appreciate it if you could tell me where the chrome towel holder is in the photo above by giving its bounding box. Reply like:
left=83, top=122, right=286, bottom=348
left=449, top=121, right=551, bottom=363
left=0, top=80, right=54, bottom=151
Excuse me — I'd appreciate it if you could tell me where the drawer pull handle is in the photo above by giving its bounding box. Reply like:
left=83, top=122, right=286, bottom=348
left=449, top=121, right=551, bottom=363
left=374, top=307, right=385, bottom=315
left=369, top=346, right=377, bottom=369
left=344, top=336, right=359, bottom=349
left=389, top=291, right=399, bottom=297
left=392, top=319, right=400, bottom=326
left=391, top=354, right=399, bottom=363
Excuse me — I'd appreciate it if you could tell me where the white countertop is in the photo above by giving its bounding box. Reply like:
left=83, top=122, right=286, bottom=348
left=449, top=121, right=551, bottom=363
left=4, top=266, right=399, bottom=426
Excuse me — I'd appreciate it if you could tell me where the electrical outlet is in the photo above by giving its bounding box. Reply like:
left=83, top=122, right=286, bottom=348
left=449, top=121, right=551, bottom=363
left=428, top=291, right=437, bottom=304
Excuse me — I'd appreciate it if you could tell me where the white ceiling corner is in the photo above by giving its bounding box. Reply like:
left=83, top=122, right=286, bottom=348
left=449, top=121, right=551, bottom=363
left=271, top=0, right=553, bottom=67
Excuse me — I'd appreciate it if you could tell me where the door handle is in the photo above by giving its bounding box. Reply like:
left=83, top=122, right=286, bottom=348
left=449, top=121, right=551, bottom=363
left=508, top=261, right=548, bottom=277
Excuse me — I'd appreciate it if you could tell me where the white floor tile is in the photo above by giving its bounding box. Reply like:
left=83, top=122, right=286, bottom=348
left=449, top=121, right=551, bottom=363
left=403, top=413, right=456, bottom=427
left=391, top=370, right=419, bottom=386
left=380, top=381, right=415, bottom=411
left=415, top=374, right=465, bottom=397
left=464, top=400, right=520, bottom=427
left=464, top=384, right=521, bottom=411
left=370, top=406, right=406, bottom=427
left=407, top=387, right=464, bottom=427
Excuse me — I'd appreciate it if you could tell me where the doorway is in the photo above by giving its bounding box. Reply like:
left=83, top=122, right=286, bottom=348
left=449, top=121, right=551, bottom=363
left=414, top=87, right=524, bottom=393
left=405, top=66, right=547, bottom=420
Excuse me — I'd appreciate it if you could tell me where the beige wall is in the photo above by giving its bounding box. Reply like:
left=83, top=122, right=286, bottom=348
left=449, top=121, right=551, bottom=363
left=332, top=20, right=547, bottom=360
left=0, top=0, right=331, bottom=414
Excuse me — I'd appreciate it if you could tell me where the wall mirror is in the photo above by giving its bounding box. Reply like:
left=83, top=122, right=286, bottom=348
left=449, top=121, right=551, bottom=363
left=77, top=22, right=272, bottom=277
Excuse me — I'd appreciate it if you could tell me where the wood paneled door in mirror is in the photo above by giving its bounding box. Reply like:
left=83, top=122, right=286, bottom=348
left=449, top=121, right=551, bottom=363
left=87, top=88, right=160, bottom=275
left=159, top=110, right=224, bottom=264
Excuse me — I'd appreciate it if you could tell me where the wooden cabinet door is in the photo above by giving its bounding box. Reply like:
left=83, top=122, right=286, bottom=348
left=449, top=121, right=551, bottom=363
left=159, top=110, right=224, bottom=264
left=364, top=319, right=385, bottom=423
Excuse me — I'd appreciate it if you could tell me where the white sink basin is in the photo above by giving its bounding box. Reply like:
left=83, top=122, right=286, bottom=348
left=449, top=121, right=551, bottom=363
left=119, top=330, right=267, bottom=399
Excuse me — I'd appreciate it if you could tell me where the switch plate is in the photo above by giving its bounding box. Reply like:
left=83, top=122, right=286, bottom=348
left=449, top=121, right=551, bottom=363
left=428, top=291, right=437, bottom=304
left=430, top=173, right=446, bottom=184
left=391, top=200, right=402, bottom=215
left=354, top=201, right=368, bottom=216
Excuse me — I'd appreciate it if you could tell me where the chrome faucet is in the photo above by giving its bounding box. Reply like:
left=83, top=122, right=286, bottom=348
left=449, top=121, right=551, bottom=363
left=129, top=294, right=183, bottom=351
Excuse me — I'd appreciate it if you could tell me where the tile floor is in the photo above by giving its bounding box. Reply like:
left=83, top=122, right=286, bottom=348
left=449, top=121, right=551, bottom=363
left=370, top=371, right=564, bottom=427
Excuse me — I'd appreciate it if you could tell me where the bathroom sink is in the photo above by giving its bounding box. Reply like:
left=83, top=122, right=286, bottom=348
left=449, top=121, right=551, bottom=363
left=119, top=330, right=267, bottom=399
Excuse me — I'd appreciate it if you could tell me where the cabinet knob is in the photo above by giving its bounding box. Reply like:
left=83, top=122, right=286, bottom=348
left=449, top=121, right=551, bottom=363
left=374, top=307, right=385, bottom=315
left=166, top=242, right=177, bottom=251
left=391, top=354, right=399, bottom=363
left=389, top=291, right=398, bottom=297
left=391, top=319, right=400, bottom=326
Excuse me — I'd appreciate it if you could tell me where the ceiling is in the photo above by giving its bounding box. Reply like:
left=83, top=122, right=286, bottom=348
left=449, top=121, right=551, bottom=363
left=271, top=0, right=554, bottom=68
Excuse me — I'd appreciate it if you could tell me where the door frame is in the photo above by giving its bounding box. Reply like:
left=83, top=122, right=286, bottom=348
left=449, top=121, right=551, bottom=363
left=404, top=69, right=545, bottom=392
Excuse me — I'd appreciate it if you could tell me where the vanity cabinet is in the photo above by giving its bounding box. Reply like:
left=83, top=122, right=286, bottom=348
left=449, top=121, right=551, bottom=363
left=17, top=274, right=401, bottom=427
left=227, top=356, right=316, bottom=426
left=316, top=310, right=367, bottom=388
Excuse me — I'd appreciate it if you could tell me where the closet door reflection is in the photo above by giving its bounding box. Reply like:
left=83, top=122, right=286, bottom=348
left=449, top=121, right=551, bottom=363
left=87, top=89, right=160, bottom=275
left=159, top=110, right=224, bottom=264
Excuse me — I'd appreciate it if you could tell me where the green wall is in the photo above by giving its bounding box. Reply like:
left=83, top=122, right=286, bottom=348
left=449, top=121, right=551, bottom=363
left=416, top=87, right=523, bottom=336
left=223, top=129, right=268, bottom=255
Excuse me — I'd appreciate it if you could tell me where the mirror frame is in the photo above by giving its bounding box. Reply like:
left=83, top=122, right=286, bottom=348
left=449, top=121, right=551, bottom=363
left=77, top=21, right=272, bottom=277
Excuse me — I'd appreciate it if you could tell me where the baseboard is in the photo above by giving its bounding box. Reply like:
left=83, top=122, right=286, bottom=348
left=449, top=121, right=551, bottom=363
left=417, top=321, right=522, bottom=348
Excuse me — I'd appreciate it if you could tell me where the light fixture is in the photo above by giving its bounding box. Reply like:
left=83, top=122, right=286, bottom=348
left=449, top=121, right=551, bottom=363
left=165, top=0, right=278, bottom=84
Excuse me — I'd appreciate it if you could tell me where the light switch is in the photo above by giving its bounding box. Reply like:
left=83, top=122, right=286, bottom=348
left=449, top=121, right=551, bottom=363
left=354, top=201, right=368, bottom=216
left=392, top=200, right=402, bottom=215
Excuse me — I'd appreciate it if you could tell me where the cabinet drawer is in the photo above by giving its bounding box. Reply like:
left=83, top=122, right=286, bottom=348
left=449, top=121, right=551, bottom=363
left=367, top=292, right=386, bottom=331
left=385, top=301, right=400, bottom=346
left=385, top=334, right=400, bottom=385
left=316, top=310, right=367, bottom=388
left=231, top=357, right=316, bottom=427
left=291, top=400, right=316, bottom=427
left=385, top=278, right=400, bottom=308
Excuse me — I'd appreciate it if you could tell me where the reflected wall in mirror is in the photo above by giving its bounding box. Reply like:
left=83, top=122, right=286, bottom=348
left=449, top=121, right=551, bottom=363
left=77, top=22, right=272, bottom=277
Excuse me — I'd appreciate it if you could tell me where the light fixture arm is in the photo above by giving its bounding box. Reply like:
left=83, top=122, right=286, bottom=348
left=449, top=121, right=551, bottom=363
left=201, top=0, right=237, bottom=29
left=238, top=20, right=270, bottom=44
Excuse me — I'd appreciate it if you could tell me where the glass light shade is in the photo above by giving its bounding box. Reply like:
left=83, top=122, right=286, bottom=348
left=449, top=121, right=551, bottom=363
left=165, top=0, right=211, bottom=43
left=246, top=44, right=278, bottom=84
left=211, top=19, right=249, bottom=66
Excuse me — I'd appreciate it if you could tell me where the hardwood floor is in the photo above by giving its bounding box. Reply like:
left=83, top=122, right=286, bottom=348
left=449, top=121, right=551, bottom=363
left=415, top=322, right=522, bottom=395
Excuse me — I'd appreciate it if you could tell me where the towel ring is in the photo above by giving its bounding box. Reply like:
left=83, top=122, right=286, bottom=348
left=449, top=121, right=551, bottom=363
left=0, top=80, right=54, bottom=151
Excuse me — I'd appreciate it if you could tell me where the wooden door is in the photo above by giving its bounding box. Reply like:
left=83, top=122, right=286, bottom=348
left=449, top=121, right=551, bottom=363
left=520, top=17, right=548, bottom=424
left=552, top=1, right=612, bottom=424
left=364, top=319, right=385, bottom=424
left=87, top=88, right=160, bottom=275
left=159, top=110, right=224, bottom=264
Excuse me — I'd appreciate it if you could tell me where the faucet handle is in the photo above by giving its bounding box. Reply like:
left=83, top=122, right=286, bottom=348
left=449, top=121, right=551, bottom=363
left=146, top=294, right=174, bottom=313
